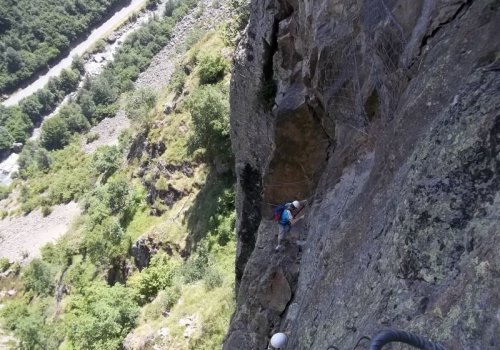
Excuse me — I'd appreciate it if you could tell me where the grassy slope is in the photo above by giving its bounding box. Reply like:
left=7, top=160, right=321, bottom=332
left=0, top=29, right=236, bottom=350
left=125, top=31, right=236, bottom=349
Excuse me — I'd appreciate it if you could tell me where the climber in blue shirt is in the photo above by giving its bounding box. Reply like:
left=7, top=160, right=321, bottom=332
left=275, top=199, right=306, bottom=251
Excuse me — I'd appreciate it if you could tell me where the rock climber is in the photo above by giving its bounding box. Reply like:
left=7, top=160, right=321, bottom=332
left=275, top=199, right=307, bottom=251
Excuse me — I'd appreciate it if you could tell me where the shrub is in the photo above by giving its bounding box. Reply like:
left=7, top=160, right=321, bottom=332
left=155, top=176, right=169, bottom=192
left=91, top=39, right=106, bottom=54
left=221, top=0, right=250, bottom=46
left=181, top=244, right=209, bottom=283
left=197, top=54, right=228, bottom=84
left=129, top=253, right=178, bottom=304
left=143, top=286, right=181, bottom=321
left=0, top=257, right=10, bottom=272
left=185, top=27, right=205, bottom=50
left=40, top=243, right=57, bottom=264
left=204, top=266, right=224, bottom=290
left=22, top=259, right=54, bottom=295
left=172, top=3, right=189, bottom=21
left=0, top=184, right=10, bottom=200
left=91, top=145, right=121, bottom=179
left=41, top=205, right=52, bottom=217
left=86, top=132, right=99, bottom=143
left=170, top=68, right=187, bottom=95
left=11, top=262, right=21, bottom=275
left=125, top=88, right=157, bottom=129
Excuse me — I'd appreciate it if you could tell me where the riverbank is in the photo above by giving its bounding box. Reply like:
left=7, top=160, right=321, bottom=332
left=2, top=0, right=150, bottom=107
left=0, top=1, right=166, bottom=185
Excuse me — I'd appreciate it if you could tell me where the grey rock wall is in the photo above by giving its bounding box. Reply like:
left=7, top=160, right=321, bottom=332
left=227, top=0, right=500, bottom=349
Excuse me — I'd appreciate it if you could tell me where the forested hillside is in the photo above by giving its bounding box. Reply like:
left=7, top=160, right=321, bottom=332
left=0, top=0, right=127, bottom=94
left=0, top=0, right=246, bottom=348
left=0, top=0, right=183, bottom=159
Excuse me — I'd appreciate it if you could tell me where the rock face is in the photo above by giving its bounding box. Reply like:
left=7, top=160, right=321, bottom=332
left=226, top=1, right=500, bottom=349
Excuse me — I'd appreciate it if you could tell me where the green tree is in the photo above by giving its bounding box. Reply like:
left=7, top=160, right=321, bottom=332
left=78, top=89, right=97, bottom=119
left=59, top=102, right=90, bottom=133
left=1, top=300, right=60, bottom=350
left=90, top=72, right=117, bottom=106
left=22, top=259, right=54, bottom=295
left=91, top=146, right=121, bottom=179
left=104, top=176, right=130, bottom=214
left=128, top=253, right=178, bottom=304
left=36, top=88, right=56, bottom=114
left=58, top=68, right=80, bottom=93
left=65, top=283, right=139, bottom=350
left=71, top=55, right=85, bottom=74
left=165, top=0, right=179, bottom=17
left=34, top=147, right=52, bottom=171
left=186, top=85, right=231, bottom=162
left=4, top=107, right=32, bottom=142
left=84, top=217, right=124, bottom=265
left=20, top=95, right=43, bottom=122
left=0, top=126, right=14, bottom=152
left=40, top=116, right=69, bottom=150
left=17, top=140, right=38, bottom=172
left=5, top=47, right=22, bottom=72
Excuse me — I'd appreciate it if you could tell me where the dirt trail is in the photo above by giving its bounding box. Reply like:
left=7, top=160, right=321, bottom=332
left=0, top=202, right=80, bottom=262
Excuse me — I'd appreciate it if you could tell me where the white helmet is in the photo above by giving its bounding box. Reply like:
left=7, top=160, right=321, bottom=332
left=292, top=200, right=300, bottom=209
left=270, top=333, right=288, bottom=348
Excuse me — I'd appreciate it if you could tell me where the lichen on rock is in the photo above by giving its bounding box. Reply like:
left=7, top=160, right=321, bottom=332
left=225, top=0, right=500, bottom=349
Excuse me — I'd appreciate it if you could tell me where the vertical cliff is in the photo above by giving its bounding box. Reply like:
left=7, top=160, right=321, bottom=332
left=226, top=0, right=500, bottom=349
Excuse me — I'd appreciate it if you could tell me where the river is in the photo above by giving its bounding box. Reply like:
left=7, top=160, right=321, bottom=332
left=1, top=0, right=149, bottom=107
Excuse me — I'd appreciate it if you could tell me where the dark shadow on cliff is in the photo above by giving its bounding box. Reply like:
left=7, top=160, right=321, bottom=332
left=184, top=167, right=235, bottom=255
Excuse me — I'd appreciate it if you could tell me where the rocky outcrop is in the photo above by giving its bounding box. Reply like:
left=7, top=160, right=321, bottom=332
left=131, top=235, right=180, bottom=270
left=226, top=0, right=500, bottom=349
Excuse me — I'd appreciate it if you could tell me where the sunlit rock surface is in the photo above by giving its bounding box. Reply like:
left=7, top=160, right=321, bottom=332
left=226, top=1, right=500, bottom=349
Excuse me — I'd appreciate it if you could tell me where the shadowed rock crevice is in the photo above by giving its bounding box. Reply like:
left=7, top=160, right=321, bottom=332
left=263, top=101, right=329, bottom=210
left=235, top=164, right=263, bottom=289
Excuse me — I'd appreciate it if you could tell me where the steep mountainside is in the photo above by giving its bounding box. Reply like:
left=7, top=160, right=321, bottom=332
left=226, top=0, right=500, bottom=349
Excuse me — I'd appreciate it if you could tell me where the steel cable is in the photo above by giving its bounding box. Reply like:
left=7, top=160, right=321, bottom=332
left=368, top=330, right=447, bottom=350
